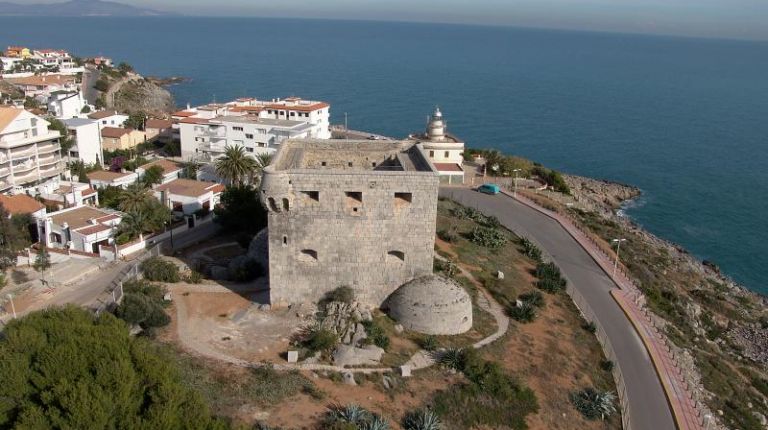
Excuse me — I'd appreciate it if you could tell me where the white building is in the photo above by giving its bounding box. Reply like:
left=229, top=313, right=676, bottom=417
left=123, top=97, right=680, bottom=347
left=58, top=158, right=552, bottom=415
left=62, top=118, right=103, bottom=165
left=47, top=91, right=88, bottom=119
left=87, top=110, right=129, bottom=129
left=0, top=107, right=63, bottom=193
left=177, top=96, right=331, bottom=161
left=37, top=179, right=99, bottom=209
left=86, top=170, right=138, bottom=189
left=4, top=74, right=78, bottom=98
left=153, top=178, right=224, bottom=215
left=39, top=205, right=122, bottom=254
left=407, top=107, right=466, bottom=184
left=136, top=158, right=184, bottom=184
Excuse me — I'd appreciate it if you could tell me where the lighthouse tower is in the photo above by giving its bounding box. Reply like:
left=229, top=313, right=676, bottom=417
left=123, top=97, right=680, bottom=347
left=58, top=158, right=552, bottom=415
left=426, top=107, right=446, bottom=141
left=406, top=106, right=466, bottom=184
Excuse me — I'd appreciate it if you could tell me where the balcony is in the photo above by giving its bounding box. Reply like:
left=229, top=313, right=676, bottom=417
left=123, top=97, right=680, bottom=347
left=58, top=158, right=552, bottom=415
left=10, top=145, right=36, bottom=159
left=202, top=127, right=225, bottom=138
left=39, top=164, right=62, bottom=178
left=0, top=166, right=9, bottom=177
left=13, top=170, right=38, bottom=184
left=12, top=159, right=36, bottom=173
left=38, top=153, right=60, bottom=166
left=37, top=143, right=60, bottom=154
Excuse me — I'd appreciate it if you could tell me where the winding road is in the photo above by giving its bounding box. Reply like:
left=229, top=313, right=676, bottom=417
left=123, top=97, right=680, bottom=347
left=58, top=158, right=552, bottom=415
left=440, top=187, right=675, bottom=430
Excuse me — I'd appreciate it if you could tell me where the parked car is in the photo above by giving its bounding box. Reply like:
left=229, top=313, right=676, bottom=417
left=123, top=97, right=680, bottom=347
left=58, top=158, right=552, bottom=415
left=477, top=183, right=501, bottom=194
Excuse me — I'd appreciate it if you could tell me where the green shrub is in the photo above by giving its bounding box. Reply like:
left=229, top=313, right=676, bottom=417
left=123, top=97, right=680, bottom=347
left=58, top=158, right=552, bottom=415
left=434, top=259, right=459, bottom=278
left=437, top=229, right=458, bottom=243
left=438, top=348, right=465, bottom=370
left=325, top=286, right=355, bottom=304
left=571, top=387, right=616, bottom=420
left=402, top=409, right=441, bottom=430
left=518, top=237, right=543, bottom=262
left=141, top=257, right=180, bottom=283
left=362, top=320, right=390, bottom=350
left=600, top=360, right=615, bottom=372
left=535, top=262, right=566, bottom=293
left=432, top=347, right=538, bottom=428
left=751, top=377, right=768, bottom=398
left=324, top=404, right=390, bottom=430
left=469, top=226, right=507, bottom=249
left=115, top=279, right=170, bottom=330
left=304, top=327, right=338, bottom=353
left=508, top=302, right=537, bottom=323
left=420, top=335, right=438, bottom=351
left=582, top=321, right=597, bottom=333
left=185, top=271, right=203, bottom=284
left=519, top=291, right=545, bottom=308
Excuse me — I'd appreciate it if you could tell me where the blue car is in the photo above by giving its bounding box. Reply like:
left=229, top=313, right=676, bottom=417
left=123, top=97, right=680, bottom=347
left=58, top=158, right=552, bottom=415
left=477, top=183, right=501, bottom=195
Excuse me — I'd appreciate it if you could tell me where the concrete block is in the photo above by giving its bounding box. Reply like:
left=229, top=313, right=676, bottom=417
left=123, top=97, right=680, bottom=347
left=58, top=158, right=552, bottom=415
left=400, top=365, right=412, bottom=377
left=287, top=350, right=299, bottom=363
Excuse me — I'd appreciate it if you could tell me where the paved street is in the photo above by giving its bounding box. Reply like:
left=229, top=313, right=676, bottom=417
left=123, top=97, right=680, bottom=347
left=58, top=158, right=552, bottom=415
left=440, top=187, right=675, bottom=430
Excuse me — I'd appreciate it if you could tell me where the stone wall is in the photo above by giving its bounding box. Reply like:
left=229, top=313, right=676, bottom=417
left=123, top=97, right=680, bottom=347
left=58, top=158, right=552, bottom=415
left=263, top=169, right=439, bottom=306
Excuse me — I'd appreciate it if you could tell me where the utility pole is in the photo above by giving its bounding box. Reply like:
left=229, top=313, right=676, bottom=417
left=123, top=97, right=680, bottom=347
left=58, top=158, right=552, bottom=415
left=512, top=168, right=521, bottom=197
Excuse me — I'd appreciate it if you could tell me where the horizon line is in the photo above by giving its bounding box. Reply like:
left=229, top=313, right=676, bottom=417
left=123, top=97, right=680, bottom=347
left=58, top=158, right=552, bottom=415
left=1, top=14, right=767, bottom=43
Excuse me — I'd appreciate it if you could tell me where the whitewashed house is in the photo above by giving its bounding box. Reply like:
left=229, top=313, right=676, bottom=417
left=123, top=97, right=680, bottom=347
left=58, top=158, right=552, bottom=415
left=62, top=118, right=103, bottom=165
left=153, top=178, right=224, bottom=216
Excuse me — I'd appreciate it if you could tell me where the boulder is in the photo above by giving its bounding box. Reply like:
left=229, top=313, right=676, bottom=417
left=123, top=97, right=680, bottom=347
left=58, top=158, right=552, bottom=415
left=342, top=371, right=357, bottom=386
left=286, top=350, right=299, bottom=363
left=332, top=344, right=385, bottom=367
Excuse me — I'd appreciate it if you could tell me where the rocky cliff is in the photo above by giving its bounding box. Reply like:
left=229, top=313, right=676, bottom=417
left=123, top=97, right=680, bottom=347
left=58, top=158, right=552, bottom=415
left=111, top=77, right=175, bottom=115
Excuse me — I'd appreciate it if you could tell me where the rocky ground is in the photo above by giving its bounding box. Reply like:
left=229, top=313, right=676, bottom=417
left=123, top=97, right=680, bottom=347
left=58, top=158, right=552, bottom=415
left=110, top=76, right=175, bottom=116
left=555, top=174, right=768, bottom=430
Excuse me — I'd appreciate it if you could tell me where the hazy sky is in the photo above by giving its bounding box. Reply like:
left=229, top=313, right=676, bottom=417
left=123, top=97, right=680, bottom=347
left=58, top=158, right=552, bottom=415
left=39, top=0, right=768, bottom=40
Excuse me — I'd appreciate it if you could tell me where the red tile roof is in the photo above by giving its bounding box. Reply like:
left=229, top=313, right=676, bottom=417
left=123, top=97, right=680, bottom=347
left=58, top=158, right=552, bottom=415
left=138, top=158, right=183, bottom=173
left=145, top=119, right=173, bottom=129
left=88, top=110, right=122, bottom=120
left=0, top=194, right=45, bottom=215
left=432, top=163, right=464, bottom=172
left=100, top=127, right=131, bottom=138
left=179, top=117, right=210, bottom=125
left=87, top=170, right=134, bottom=181
left=171, top=110, right=197, bottom=117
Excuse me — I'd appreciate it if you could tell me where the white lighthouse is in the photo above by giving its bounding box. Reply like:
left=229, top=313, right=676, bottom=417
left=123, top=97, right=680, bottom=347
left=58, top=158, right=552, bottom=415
left=407, top=107, right=466, bottom=184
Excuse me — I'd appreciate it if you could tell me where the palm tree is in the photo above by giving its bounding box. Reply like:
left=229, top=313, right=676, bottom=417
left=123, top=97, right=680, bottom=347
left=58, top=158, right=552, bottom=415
left=118, top=211, right=147, bottom=241
left=118, top=183, right=152, bottom=213
left=251, top=152, right=273, bottom=185
left=215, top=145, right=257, bottom=186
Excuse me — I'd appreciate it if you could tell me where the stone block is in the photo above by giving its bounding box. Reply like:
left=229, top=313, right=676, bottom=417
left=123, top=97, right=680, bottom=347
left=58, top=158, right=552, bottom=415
left=287, top=350, right=299, bottom=363
left=400, top=365, right=412, bottom=377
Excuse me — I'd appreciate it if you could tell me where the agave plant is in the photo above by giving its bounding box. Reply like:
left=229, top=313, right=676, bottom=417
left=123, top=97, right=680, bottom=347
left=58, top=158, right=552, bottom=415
left=437, top=347, right=464, bottom=371
left=571, top=387, right=617, bottom=420
left=519, top=290, right=545, bottom=308
left=361, top=414, right=391, bottom=430
left=402, top=409, right=442, bottom=430
left=326, top=403, right=371, bottom=425
left=508, top=301, right=537, bottom=323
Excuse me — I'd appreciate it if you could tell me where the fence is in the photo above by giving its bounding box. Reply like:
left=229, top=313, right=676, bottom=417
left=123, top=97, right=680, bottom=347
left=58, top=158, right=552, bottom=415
left=92, top=245, right=161, bottom=316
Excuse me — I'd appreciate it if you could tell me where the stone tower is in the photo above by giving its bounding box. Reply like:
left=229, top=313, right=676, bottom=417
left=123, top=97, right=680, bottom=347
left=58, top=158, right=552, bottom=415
left=260, top=138, right=440, bottom=307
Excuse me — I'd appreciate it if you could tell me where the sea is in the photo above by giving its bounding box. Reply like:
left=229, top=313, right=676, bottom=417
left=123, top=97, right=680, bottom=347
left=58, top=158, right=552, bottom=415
left=2, top=17, right=767, bottom=294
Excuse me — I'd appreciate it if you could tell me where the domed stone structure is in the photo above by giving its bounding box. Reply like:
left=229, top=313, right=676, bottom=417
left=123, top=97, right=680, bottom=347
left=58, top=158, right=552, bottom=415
left=384, top=275, right=472, bottom=335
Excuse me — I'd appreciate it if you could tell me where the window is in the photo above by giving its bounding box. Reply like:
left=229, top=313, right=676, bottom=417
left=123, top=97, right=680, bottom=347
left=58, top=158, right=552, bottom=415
left=394, top=192, right=412, bottom=204
left=444, top=151, right=450, bottom=158
left=429, top=150, right=434, bottom=158
left=282, top=198, right=290, bottom=211
left=321, top=161, right=327, bottom=167
left=246, top=147, right=254, bottom=152
left=290, top=112, right=295, bottom=117
left=299, top=249, right=318, bottom=262
left=345, top=191, right=363, bottom=215
left=348, top=162, right=353, bottom=167
left=387, top=251, right=405, bottom=262
left=246, top=133, right=254, bottom=139
left=233, top=126, right=244, bottom=131
left=172, top=201, right=183, bottom=212
left=267, top=197, right=278, bottom=212
left=282, top=235, right=288, bottom=246
left=301, top=191, right=319, bottom=202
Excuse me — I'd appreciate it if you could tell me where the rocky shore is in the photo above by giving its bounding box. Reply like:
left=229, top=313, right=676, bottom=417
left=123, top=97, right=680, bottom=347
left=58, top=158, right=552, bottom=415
left=560, top=173, right=768, bottom=430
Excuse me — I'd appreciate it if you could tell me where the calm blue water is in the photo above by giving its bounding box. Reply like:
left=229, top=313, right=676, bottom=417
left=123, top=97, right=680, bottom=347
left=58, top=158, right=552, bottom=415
left=2, top=17, right=767, bottom=294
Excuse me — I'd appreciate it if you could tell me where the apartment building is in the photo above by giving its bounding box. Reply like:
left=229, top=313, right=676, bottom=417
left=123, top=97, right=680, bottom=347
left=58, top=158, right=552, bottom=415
left=177, top=96, right=331, bottom=161
left=4, top=74, right=78, bottom=98
left=0, top=107, right=63, bottom=193
left=62, top=118, right=103, bottom=165
left=100, top=127, right=145, bottom=151
left=47, top=91, right=88, bottom=119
